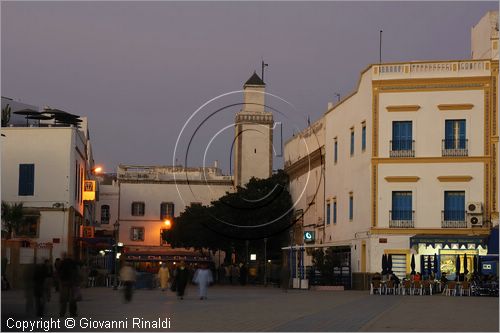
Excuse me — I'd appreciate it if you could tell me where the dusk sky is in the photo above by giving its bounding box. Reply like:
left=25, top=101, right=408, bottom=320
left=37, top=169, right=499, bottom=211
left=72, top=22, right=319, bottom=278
left=1, top=1, right=497, bottom=174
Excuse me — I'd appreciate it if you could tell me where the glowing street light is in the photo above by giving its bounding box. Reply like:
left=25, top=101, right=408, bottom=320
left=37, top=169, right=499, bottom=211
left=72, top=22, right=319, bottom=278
left=92, top=166, right=103, bottom=174
left=164, top=218, right=172, bottom=229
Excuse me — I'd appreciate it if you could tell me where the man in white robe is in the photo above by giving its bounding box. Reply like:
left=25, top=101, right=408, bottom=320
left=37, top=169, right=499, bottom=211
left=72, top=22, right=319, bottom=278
left=193, top=264, right=213, bottom=300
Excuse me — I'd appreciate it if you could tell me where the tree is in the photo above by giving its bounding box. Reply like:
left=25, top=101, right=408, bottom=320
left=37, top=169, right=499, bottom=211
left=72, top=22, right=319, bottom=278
left=1, top=104, right=11, bottom=127
left=170, top=170, right=294, bottom=262
left=1, top=201, right=25, bottom=239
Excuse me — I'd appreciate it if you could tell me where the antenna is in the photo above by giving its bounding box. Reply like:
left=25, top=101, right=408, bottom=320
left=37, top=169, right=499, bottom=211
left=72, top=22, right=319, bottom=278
left=261, top=59, right=269, bottom=83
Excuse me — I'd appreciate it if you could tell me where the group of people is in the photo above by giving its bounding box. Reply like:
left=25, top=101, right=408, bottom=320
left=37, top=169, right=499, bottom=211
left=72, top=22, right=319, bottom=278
left=23, top=253, right=81, bottom=318
left=156, top=261, right=213, bottom=300
left=217, top=263, right=248, bottom=285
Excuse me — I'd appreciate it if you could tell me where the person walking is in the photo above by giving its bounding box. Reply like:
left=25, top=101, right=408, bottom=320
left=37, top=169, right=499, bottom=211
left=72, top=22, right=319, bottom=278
left=119, top=262, right=136, bottom=302
left=58, top=253, right=79, bottom=317
left=239, top=263, right=247, bottom=286
left=43, top=259, right=53, bottom=302
left=193, top=263, right=213, bottom=300
left=158, top=262, right=170, bottom=291
left=33, top=259, right=51, bottom=316
left=218, top=264, right=226, bottom=285
left=175, top=261, right=189, bottom=300
left=53, top=258, right=61, bottom=292
left=280, top=265, right=290, bottom=292
left=231, top=264, right=239, bottom=285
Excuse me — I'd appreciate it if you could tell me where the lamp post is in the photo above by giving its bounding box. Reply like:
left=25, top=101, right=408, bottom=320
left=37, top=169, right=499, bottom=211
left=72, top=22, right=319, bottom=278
left=113, top=220, right=120, bottom=290
left=264, top=238, right=267, bottom=286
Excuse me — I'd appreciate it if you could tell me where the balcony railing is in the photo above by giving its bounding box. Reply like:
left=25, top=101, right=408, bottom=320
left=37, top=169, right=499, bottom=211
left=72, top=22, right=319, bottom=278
left=389, top=210, right=415, bottom=228
left=390, top=140, right=415, bottom=158
left=442, top=139, right=468, bottom=157
left=441, top=210, right=467, bottom=228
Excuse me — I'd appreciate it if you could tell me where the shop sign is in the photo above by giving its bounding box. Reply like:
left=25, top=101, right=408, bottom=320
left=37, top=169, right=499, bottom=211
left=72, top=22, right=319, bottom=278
left=83, top=180, right=96, bottom=201
left=304, top=231, right=315, bottom=242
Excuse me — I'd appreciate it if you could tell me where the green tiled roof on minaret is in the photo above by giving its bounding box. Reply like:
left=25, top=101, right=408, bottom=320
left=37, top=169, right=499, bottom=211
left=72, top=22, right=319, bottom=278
left=244, top=71, right=265, bottom=86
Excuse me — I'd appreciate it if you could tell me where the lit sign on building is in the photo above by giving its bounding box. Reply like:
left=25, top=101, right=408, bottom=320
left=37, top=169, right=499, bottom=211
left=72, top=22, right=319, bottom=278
left=83, top=180, right=96, bottom=201
left=304, top=231, right=315, bottom=242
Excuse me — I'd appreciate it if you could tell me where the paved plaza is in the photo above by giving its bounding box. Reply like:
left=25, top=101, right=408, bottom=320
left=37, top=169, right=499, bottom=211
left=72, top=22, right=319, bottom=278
left=2, top=285, right=498, bottom=332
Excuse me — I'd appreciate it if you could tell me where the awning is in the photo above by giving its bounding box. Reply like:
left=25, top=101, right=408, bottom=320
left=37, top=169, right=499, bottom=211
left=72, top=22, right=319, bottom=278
left=410, top=234, right=488, bottom=248
left=487, top=225, right=499, bottom=255
left=123, top=251, right=211, bottom=262
left=78, top=237, right=114, bottom=249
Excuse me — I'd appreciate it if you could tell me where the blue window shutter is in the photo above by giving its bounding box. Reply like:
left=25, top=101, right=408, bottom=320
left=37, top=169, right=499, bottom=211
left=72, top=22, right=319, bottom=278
left=445, top=120, right=454, bottom=149
left=326, top=203, right=331, bottom=224
left=362, top=126, right=366, bottom=150
left=334, top=141, right=338, bottom=162
left=459, top=120, right=466, bottom=149
left=349, top=196, right=353, bottom=220
left=405, top=122, right=412, bottom=150
left=392, top=122, right=399, bottom=150
left=333, top=202, right=337, bottom=224
left=19, top=164, right=34, bottom=196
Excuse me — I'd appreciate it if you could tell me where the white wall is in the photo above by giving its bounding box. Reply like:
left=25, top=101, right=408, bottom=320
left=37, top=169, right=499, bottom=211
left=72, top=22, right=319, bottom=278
left=324, top=69, right=373, bottom=243
left=471, top=11, right=499, bottom=60
left=238, top=122, right=272, bottom=186
left=377, top=162, right=484, bottom=229
left=1, top=126, right=90, bottom=257
left=378, top=90, right=485, bottom=158
left=118, top=182, right=233, bottom=246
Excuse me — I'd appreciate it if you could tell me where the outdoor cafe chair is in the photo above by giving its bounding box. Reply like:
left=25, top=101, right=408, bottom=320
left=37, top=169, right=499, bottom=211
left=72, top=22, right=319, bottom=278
left=385, top=280, right=397, bottom=295
left=422, top=280, right=432, bottom=295
left=460, top=281, right=471, bottom=296
left=413, top=280, right=423, bottom=295
left=402, top=280, right=413, bottom=295
left=443, top=281, right=457, bottom=296
left=371, top=280, right=382, bottom=295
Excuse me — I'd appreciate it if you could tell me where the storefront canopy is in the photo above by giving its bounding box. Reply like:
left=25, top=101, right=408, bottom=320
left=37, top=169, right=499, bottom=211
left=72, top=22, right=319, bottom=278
left=487, top=226, right=499, bottom=255
left=124, top=251, right=211, bottom=263
left=78, top=237, right=114, bottom=249
left=410, top=234, right=488, bottom=248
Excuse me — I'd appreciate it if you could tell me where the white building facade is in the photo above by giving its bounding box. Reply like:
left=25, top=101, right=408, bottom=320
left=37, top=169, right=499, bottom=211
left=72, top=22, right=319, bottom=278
left=1, top=119, right=97, bottom=262
left=286, top=12, right=499, bottom=287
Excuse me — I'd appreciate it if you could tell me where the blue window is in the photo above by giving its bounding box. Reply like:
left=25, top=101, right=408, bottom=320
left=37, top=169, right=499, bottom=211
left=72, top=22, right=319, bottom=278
left=350, top=130, right=355, bottom=156
left=333, top=201, right=337, bottom=224
left=444, top=191, right=465, bottom=221
left=362, top=124, right=366, bottom=151
left=392, top=191, right=412, bottom=220
left=326, top=202, right=331, bottom=225
left=349, top=195, right=353, bottom=220
left=19, top=164, right=35, bottom=196
left=392, top=121, right=412, bottom=151
left=445, top=120, right=466, bottom=149
left=334, top=139, right=338, bottom=163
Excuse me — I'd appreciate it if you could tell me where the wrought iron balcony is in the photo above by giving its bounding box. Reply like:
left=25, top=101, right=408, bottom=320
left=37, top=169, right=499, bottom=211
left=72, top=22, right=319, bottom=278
left=442, top=139, right=468, bottom=157
left=441, top=210, right=467, bottom=228
left=389, top=210, right=415, bottom=228
left=390, top=140, right=415, bottom=158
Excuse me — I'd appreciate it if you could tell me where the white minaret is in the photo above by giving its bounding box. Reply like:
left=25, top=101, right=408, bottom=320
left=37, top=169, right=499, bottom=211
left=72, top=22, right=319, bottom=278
left=234, top=72, right=274, bottom=187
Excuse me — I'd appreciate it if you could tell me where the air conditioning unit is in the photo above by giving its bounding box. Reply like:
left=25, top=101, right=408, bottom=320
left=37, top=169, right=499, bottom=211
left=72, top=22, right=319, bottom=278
left=467, top=202, right=483, bottom=214
left=468, top=214, right=483, bottom=227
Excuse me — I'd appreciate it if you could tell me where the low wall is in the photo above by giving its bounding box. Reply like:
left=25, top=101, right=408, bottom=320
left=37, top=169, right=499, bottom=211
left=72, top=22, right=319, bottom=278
left=352, top=272, right=374, bottom=290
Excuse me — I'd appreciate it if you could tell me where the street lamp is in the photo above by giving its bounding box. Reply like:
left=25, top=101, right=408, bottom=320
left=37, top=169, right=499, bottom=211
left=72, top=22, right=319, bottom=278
left=113, top=220, right=120, bottom=290
left=163, top=218, right=172, bottom=229
left=91, top=166, right=103, bottom=174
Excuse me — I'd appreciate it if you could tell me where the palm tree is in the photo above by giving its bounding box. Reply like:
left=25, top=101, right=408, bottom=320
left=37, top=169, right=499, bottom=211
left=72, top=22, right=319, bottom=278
left=1, top=201, right=25, bottom=239
left=1, top=104, right=11, bottom=127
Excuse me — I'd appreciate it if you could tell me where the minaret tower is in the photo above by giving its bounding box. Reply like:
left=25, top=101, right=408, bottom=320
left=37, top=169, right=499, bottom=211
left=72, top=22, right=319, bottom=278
left=234, top=72, right=274, bottom=187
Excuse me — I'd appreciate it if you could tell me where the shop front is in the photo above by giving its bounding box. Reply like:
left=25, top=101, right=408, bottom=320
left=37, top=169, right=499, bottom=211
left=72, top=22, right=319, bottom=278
left=410, top=234, right=489, bottom=280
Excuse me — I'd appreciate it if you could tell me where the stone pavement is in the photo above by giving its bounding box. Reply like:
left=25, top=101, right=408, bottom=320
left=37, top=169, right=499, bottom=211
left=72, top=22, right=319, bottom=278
left=1, top=285, right=498, bottom=332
